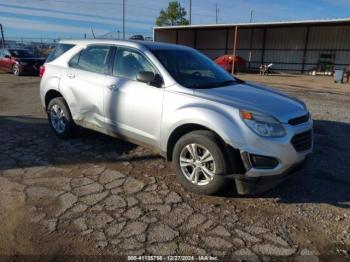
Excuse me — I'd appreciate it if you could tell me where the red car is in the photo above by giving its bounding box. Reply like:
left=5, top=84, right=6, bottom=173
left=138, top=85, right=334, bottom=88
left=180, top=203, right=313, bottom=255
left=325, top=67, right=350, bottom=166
left=0, top=48, right=45, bottom=76
left=215, top=55, right=246, bottom=73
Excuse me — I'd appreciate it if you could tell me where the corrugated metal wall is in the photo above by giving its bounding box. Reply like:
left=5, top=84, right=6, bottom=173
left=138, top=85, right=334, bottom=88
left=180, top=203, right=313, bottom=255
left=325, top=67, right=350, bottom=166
left=154, top=24, right=350, bottom=73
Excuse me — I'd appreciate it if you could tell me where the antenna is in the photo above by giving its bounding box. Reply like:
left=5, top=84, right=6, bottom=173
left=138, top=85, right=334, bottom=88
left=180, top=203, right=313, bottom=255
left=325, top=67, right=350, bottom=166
left=91, top=27, right=96, bottom=39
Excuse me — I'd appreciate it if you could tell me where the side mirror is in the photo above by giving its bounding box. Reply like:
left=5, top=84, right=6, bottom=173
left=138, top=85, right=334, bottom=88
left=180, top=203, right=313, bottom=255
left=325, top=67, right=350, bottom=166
left=136, top=71, right=163, bottom=87
left=5, top=55, right=11, bottom=59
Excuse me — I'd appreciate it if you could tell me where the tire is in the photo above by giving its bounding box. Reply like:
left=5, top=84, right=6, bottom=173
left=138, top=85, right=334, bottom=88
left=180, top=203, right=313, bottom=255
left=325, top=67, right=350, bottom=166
left=12, top=64, right=21, bottom=76
left=47, top=97, right=76, bottom=139
left=172, top=130, right=230, bottom=195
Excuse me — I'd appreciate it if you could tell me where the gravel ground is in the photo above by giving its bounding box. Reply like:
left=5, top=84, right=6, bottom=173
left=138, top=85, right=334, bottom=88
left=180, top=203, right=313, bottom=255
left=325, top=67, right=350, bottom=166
left=0, top=72, right=349, bottom=260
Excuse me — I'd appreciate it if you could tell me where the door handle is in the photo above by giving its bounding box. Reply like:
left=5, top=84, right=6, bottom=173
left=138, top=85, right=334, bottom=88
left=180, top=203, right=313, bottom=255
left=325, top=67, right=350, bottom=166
left=67, top=73, right=75, bottom=79
left=107, top=84, right=118, bottom=91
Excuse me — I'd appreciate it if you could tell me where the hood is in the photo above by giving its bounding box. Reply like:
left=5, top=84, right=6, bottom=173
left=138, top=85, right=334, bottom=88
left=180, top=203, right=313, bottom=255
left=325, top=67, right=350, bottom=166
left=193, top=82, right=307, bottom=123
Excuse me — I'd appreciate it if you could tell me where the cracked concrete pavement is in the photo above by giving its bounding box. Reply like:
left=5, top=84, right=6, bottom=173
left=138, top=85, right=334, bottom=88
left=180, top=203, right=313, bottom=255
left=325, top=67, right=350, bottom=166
left=0, top=73, right=349, bottom=259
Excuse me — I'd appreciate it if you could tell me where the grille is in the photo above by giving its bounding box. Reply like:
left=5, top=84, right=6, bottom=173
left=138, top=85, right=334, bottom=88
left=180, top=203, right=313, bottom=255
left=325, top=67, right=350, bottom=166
left=291, top=130, right=313, bottom=152
left=288, top=113, right=310, bottom=126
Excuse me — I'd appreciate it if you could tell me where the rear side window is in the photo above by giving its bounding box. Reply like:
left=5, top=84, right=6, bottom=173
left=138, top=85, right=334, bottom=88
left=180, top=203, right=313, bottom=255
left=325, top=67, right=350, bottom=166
left=46, top=44, right=75, bottom=63
left=69, top=45, right=111, bottom=74
left=69, top=52, right=80, bottom=67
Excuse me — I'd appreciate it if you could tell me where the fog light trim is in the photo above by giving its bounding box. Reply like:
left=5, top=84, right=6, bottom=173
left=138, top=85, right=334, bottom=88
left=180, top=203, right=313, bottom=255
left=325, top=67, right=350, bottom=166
left=249, top=154, right=279, bottom=169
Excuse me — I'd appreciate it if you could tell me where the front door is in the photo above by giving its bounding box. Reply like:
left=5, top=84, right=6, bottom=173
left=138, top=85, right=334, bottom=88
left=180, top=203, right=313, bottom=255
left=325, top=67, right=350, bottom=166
left=104, top=46, right=164, bottom=147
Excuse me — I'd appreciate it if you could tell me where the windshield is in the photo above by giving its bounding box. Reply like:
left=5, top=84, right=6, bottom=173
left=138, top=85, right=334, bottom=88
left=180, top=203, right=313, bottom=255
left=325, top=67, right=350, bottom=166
left=9, top=49, right=34, bottom=58
left=151, top=48, right=242, bottom=89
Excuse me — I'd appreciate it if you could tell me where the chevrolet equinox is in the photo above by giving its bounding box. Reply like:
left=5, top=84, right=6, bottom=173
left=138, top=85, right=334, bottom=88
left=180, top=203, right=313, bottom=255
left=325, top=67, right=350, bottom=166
left=40, top=40, right=313, bottom=195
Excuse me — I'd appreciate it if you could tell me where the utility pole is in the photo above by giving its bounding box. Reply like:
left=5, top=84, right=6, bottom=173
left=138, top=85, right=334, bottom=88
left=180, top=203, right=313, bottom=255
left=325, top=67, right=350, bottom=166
left=189, top=0, right=192, bottom=25
left=215, top=3, right=219, bottom=24
left=123, top=0, right=126, bottom=39
left=0, top=24, right=5, bottom=49
left=250, top=9, right=254, bottom=23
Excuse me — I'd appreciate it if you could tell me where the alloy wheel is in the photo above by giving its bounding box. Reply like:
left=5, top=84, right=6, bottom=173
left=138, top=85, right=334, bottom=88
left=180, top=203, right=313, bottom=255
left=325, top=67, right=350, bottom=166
left=179, top=143, right=216, bottom=186
left=13, top=65, right=20, bottom=76
left=50, top=104, right=66, bottom=133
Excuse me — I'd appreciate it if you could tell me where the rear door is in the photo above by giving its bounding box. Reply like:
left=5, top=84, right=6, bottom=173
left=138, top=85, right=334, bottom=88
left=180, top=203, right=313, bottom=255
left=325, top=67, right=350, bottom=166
left=59, top=45, right=112, bottom=132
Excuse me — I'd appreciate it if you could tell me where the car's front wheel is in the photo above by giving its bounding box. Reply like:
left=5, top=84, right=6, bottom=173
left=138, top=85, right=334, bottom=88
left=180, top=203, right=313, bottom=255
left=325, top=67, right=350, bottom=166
left=47, top=97, right=76, bottom=139
left=172, top=130, right=230, bottom=195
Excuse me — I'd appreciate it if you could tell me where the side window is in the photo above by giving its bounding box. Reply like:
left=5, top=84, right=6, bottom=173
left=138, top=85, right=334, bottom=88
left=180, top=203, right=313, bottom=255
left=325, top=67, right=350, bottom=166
left=113, top=47, right=156, bottom=80
left=46, top=44, right=75, bottom=63
left=74, top=45, right=110, bottom=74
left=0, top=49, right=3, bottom=58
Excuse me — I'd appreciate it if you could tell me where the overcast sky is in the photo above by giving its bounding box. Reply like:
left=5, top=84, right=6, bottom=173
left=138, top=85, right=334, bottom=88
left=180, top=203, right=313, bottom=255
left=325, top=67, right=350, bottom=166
left=1, top=0, right=350, bottom=40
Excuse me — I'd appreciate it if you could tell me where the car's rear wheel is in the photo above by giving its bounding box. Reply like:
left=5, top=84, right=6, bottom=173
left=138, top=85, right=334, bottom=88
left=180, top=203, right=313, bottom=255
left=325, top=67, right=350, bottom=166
left=172, top=130, right=230, bottom=195
left=47, top=97, right=76, bottom=139
left=12, top=64, right=21, bottom=76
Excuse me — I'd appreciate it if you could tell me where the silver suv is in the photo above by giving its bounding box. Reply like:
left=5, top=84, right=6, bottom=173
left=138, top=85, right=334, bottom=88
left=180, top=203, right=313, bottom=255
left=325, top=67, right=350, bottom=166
left=40, top=40, right=313, bottom=195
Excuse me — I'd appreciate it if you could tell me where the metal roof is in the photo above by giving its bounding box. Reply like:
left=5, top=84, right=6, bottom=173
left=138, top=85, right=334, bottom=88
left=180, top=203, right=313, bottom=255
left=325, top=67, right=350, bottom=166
left=154, top=18, right=350, bottom=30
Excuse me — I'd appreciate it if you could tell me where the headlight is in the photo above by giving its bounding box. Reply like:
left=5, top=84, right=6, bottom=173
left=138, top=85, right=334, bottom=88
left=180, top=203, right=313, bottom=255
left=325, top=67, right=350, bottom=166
left=240, top=110, right=286, bottom=137
left=19, top=61, right=28, bottom=66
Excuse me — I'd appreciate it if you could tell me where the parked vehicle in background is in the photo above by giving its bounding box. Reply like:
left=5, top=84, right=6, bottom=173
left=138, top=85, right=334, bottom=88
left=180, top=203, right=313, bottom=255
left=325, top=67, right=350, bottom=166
left=215, top=55, right=246, bottom=73
left=40, top=40, right=313, bottom=195
left=129, top=35, right=144, bottom=40
left=0, top=48, right=45, bottom=76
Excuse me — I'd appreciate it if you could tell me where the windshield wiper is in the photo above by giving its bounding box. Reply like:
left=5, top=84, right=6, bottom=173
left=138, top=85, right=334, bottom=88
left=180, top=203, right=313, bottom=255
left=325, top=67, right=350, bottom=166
left=214, top=80, right=238, bottom=86
left=192, top=80, right=239, bottom=89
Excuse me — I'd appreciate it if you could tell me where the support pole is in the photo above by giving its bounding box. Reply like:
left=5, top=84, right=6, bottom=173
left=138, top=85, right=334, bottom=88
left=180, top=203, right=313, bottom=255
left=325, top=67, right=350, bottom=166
left=261, top=28, right=267, bottom=65
left=248, top=28, right=254, bottom=71
left=194, top=29, right=197, bottom=48
left=189, top=0, right=192, bottom=25
left=301, top=26, right=310, bottom=73
left=0, top=24, right=5, bottom=49
left=225, top=28, right=229, bottom=54
left=231, top=26, right=238, bottom=75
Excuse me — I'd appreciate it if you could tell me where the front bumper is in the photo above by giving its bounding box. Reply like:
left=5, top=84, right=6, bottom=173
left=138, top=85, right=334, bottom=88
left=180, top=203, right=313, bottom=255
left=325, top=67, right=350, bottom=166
left=233, top=116, right=313, bottom=178
left=234, top=158, right=307, bottom=195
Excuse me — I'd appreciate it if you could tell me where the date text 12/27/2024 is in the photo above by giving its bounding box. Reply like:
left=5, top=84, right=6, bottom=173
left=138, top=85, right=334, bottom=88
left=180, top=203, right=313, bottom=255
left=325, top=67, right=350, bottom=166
left=127, top=256, right=219, bottom=261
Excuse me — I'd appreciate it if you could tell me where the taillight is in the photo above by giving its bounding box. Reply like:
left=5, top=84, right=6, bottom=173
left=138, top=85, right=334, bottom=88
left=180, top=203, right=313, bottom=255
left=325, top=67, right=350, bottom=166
left=39, top=65, right=45, bottom=78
